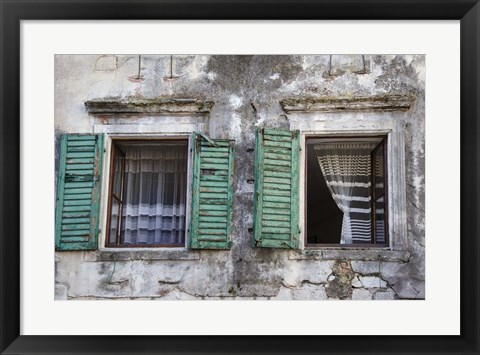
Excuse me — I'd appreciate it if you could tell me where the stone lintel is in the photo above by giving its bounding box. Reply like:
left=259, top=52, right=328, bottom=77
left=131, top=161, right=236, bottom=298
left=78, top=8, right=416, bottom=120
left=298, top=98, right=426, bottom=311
left=280, top=95, right=416, bottom=113
left=84, top=98, right=214, bottom=115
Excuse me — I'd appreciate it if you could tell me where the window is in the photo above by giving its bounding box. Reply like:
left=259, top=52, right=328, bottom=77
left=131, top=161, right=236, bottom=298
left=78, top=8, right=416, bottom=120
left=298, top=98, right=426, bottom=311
left=305, top=136, right=388, bottom=247
left=106, top=139, right=188, bottom=247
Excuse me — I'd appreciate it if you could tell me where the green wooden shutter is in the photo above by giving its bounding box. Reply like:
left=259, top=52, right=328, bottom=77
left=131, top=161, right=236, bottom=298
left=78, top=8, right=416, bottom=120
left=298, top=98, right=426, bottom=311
left=190, top=133, right=234, bottom=249
left=55, top=134, right=104, bottom=251
left=253, top=128, right=300, bottom=248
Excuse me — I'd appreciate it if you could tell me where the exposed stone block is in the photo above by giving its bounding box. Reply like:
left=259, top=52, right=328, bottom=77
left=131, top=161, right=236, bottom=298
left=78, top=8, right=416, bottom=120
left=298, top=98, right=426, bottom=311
left=374, top=289, right=396, bottom=300
left=351, top=277, right=362, bottom=288
left=274, top=286, right=294, bottom=300
left=359, top=276, right=387, bottom=288
left=292, top=284, right=327, bottom=300
left=352, top=288, right=372, bottom=300
left=351, top=261, right=380, bottom=274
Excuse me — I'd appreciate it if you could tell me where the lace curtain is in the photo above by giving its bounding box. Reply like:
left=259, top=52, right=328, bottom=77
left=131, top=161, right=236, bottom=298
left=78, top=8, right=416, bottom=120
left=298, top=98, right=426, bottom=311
left=121, top=144, right=187, bottom=245
left=314, top=142, right=375, bottom=244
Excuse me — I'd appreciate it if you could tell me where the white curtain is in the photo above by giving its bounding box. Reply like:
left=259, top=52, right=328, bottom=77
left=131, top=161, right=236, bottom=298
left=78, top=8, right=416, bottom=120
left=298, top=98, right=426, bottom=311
left=314, top=142, right=375, bottom=244
left=121, top=144, right=187, bottom=245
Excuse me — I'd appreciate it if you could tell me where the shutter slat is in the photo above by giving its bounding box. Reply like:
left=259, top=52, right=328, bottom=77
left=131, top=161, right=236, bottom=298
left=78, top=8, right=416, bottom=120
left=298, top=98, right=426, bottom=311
left=67, top=135, right=96, bottom=141
left=263, top=140, right=292, bottom=148
left=61, top=229, right=90, bottom=236
left=61, top=224, right=91, bottom=231
left=264, top=182, right=291, bottom=191
left=261, top=233, right=291, bottom=240
left=61, top=217, right=90, bottom=224
left=67, top=147, right=96, bottom=153
left=199, top=222, right=227, bottom=229
left=200, top=157, right=229, bottom=164
left=199, top=186, right=227, bottom=193
left=198, top=228, right=228, bottom=235
left=62, top=212, right=91, bottom=218
left=263, top=170, right=292, bottom=179
left=64, top=182, right=94, bottom=188
left=262, top=220, right=290, bottom=228
left=66, top=152, right=96, bottom=159
left=63, top=199, right=91, bottom=206
left=199, top=199, right=227, bottom=205
left=263, top=165, right=291, bottom=172
left=199, top=204, right=228, bottom=211
left=264, top=147, right=292, bottom=155
left=199, top=216, right=228, bottom=223
left=264, top=128, right=292, bottom=137
left=263, top=207, right=290, bottom=215
left=262, top=189, right=291, bottom=197
left=201, top=147, right=229, bottom=153
left=66, top=158, right=95, bottom=164
left=55, top=134, right=104, bottom=251
left=67, top=140, right=96, bottom=146
left=264, top=158, right=291, bottom=167
left=200, top=163, right=229, bottom=170
left=63, top=193, right=92, bottom=200
left=190, top=133, right=234, bottom=250
left=200, top=181, right=229, bottom=188
left=263, top=195, right=291, bottom=203
left=264, top=152, right=291, bottom=161
left=263, top=201, right=291, bottom=209
left=197, top=235, right=228, bottom=242
left=264, top=177, right=291, bottom=185
left=199, top=210, right=228, bottom=217
left=65, top=164, right=95, bottom=170
left=253, top=128, right=299, bottom=249
left=63, top=205, right=91, bottom=212
left=262, top=214, right=290, bottom=222
left=60, top=237, right=90, bottom=243
left=65, top=187, right=92, bottom=195
left=263, top=134, right=292, bottom=142
left=200, top=175, right=229, bottom=182
left=201, top=151, right=229, bottom=158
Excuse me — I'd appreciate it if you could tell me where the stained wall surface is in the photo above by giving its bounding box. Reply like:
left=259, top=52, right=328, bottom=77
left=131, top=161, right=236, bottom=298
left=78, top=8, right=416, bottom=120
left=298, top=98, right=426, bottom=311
left=55, top=55, right=425, bottom=300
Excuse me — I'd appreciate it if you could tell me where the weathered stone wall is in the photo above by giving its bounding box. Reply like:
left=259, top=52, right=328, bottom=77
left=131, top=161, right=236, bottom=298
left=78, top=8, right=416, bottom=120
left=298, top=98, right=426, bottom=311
left=55, top=55, right=425, bottom=300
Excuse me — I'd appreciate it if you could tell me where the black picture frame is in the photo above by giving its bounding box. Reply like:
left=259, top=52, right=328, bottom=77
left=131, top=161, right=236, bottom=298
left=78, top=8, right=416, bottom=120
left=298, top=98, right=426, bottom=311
left=1, top=1, right=478, bottom=354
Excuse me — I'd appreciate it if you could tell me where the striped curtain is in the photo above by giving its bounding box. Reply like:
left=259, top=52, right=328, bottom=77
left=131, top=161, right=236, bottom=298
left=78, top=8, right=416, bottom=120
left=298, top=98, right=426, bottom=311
left=314, top=142, right=375, bottom=244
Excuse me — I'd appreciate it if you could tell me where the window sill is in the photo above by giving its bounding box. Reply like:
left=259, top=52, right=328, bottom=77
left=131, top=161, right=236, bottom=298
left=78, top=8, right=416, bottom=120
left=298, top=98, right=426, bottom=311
left=83, top=248, right=200, bottom=262
left=289, top=248, right=410, bottom=262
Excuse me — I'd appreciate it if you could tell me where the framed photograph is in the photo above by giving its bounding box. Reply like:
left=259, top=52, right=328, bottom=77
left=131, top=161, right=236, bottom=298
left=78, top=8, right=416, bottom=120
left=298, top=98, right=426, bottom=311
left=1, top=0, right=478, bottom=354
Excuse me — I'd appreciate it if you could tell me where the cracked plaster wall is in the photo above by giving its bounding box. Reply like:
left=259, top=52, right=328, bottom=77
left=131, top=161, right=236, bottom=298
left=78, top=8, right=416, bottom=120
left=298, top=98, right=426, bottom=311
left=55, top=55, right=425, bottom=300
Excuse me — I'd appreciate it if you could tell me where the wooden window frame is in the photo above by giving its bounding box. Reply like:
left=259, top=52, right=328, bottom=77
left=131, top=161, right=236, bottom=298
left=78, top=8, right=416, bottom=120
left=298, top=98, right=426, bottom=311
left=304, top=135, right=389, bottom=248
left=104, top=138, right=189, bottom=248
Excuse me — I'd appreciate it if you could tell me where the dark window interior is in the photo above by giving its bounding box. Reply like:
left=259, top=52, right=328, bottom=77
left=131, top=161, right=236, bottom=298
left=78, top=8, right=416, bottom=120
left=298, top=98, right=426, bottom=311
left=306, top=144, right=343, bottom=244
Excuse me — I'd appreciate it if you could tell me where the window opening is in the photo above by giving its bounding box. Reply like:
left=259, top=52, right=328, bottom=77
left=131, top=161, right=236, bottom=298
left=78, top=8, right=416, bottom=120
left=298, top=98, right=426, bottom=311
left=106, top=139, right=188, bottom=247
left=306, top=136, right=388, bottom=247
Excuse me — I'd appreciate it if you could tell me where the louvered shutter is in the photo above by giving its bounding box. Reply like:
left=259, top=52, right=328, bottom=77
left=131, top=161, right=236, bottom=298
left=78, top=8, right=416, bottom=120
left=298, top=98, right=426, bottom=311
left=55, top=134, right=104, bottom=251
left=189, top=133, right=234, bottom=249
left=253, top=128, right=300, bottom=248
